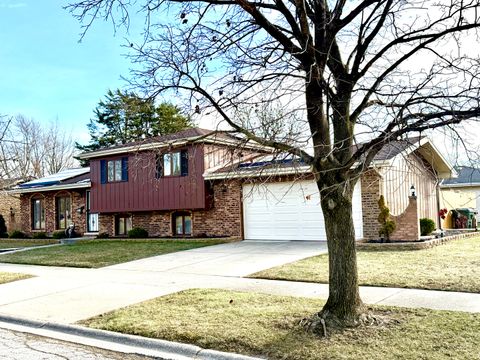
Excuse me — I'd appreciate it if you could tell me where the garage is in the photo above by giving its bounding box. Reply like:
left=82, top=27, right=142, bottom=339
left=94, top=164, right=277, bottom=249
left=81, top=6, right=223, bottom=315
left=242, top=180, right=363, bottom=241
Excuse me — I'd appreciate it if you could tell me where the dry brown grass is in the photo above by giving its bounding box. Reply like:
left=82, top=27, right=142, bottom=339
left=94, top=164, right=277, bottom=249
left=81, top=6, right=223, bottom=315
left=80, top=289, right=480, bottom=360
left=252, top=237, right=480, bottom=292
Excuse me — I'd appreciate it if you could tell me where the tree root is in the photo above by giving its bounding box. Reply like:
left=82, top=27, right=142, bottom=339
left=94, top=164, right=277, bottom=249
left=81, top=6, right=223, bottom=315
left=300, top=309, right=399, bottom=337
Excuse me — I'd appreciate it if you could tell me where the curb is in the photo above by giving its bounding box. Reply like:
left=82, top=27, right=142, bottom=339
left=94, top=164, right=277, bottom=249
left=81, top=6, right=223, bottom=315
left=0, top=314, right=263, bottom=360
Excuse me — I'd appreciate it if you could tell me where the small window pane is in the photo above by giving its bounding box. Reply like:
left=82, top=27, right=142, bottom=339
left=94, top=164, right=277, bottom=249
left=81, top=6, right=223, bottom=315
left=175, top=216, right=183, bottom=235
left=115, top=160, right=122, bottom=181
left=172, top=152, right=181, bottom=175
left=163, top=154, right=171, bottom=176
left=107, top=161, right=115, bottom=182
left=118, top=218, right=125, bottom=235
left=184, top=215, right=192, bottom=235
left=125, top=216, right=132, bottom=232
left=32, top=199, right=45, bottom=230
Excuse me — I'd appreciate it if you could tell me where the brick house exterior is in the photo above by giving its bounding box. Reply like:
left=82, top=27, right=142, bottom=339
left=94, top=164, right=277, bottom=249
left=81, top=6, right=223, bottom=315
left=14, top=129, right=453, bottom=241
left=18, top=190, right=88, bottom=236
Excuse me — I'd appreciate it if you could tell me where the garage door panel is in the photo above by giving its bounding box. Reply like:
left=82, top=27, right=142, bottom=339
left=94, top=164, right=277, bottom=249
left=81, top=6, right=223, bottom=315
left=243, top=180, right=363, bottom=241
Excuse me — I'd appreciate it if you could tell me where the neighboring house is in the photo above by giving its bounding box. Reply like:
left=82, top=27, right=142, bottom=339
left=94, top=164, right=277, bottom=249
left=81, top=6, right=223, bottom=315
left=14, top=128, right=454, bottom=241
left=0, top=179, right=26, bottom=233
left=440, top=166, right=480, bottom=227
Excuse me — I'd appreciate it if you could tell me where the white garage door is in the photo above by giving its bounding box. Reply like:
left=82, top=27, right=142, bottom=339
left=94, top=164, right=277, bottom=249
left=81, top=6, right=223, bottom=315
left=243, top=180, right=363, bottom=241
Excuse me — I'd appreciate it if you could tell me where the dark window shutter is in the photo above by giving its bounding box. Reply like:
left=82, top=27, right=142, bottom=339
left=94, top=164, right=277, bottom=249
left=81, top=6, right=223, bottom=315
left=181, top=150, right=188, bottom=176
left=155, top=154, right=162, bottom=179
left=121, top=157, right=128, bottom=181
left=100, top=160, right=107, bottom=184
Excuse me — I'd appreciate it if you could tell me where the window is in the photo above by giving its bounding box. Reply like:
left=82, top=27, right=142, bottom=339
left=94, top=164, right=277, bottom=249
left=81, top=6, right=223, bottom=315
left=100, top=157, right=128, bottom=183
left=56, top=196, right=72, bottom=230
left=173, top=212, right=192, bottom=236
left=116, top=215, right=132, bottom=235
left=159, top=150, right=188, bottom=178
left=108, top=159, right=122, bottom=182
left=31, top=198, right=45, bottom=230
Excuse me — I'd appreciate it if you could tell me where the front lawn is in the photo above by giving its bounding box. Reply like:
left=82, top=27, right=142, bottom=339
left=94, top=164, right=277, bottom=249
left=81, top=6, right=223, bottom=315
left=0, top=239, right=59, bottom=249
left=0, top=272, right=32, bottom=284
left=251, top=237, right=480, bottom=293
left=80, top=289, right=480, bottom=360
left=0, top=239, right=227, bottom=268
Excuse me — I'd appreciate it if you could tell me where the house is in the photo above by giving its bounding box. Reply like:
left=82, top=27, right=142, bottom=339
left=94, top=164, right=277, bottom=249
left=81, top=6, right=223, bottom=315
left=14, top=128, right=454, bottom=241
left=440, top=166, right=480, bottom=228
left=0, top=179, right=25, bottom=233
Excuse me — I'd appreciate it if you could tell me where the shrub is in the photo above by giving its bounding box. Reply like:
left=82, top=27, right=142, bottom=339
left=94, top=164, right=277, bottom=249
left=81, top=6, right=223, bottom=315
left=128, top=227, right=149, bottom=238
left=96, top=232, right=110, bottom=239
left=8, top=230, right=27, bottom=239
left=0, top=215, right=7, bottom=238
left=32, top=232, right=48, bottom=239
left=377, top=195, right=396, bottom=241
left=52, top=231, right=66, bottom=239
left=420, top=218, right=436, bottom=236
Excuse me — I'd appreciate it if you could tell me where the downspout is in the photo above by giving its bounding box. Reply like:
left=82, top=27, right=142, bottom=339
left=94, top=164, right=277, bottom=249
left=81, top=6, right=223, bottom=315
left=436, top=180, right=442, bottom=231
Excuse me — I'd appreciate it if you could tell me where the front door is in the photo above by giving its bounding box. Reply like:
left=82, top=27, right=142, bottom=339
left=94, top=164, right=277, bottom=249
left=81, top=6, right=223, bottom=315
left=86, top=191, right=99, bottom=232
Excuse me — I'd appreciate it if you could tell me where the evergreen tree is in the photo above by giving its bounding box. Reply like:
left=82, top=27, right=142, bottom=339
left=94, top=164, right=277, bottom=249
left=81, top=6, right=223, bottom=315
left=76, top=89, right=192, bottom=157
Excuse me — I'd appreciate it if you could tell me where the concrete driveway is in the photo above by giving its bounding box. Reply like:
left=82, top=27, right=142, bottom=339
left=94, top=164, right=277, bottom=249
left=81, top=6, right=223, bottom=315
left=106, top=240, right=328, bottom=276
left=0, top=240, right=328, bottom=323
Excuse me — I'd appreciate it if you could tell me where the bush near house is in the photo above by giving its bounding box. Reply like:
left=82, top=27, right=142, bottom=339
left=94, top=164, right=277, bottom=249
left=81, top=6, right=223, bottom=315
left=128, top=227, right=149, bottom=238
left=378, top=195, right=396, bottom=241
left=8, top=230, right=27, bottom=239
left=52, top=231, right=66, bottom=239
left=32, top=232, right=49, bottom=239
left=420, top=218, right=436, bottom=236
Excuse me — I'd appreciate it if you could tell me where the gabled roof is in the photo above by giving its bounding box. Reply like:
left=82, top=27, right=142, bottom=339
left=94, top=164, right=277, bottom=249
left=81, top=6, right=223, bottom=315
left=441, top=166, right=480, bottom=187
left=78, top=127, right=271, bottom=160
left=205, top=136, right=455, bottom=180
left=354, top=136, right=424, bottom=161
left=13, top=168, right=91, bottom=193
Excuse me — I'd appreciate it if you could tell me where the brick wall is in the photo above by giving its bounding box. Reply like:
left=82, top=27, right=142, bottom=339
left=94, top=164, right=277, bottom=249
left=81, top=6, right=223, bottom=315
left=361, top=170, right=421, bottom=241
left=97, top=180, right=243, bottom=238
left=193, top=180, right=242, bottom=238
left=361, top=170, right=383, bottom=240
left=99, top=214, right=115, bottom=235
left=19, top=189, right=88, bottom=236
left=389, top=196, right=420, bottom=241
left=0, top=192, right=21, bottom=232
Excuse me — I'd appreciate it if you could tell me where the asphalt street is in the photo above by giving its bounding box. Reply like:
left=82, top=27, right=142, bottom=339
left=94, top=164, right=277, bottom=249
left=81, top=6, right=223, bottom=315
left=0, top=328, right=157, bottom=360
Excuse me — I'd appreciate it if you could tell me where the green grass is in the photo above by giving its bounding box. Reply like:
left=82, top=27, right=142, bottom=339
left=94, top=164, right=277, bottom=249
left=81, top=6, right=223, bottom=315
left=0, top=239, right=227, bottom=268
left=0, top=239, right=59, bottom=249
left=80, top=289, right=480, bottom=360
left=0, top=271, right=32, bottom=284
left=251, top=237, right=480, bottom=293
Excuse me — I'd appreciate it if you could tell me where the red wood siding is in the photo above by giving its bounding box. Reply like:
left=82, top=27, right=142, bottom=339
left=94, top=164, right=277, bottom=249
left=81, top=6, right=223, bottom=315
left=90, top=145, right=206, bottom=212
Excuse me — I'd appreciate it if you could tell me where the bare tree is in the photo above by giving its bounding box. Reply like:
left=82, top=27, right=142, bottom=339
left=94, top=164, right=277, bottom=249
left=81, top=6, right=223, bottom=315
left=68, top=0, right=480, bottom=330
left=0, top=115, right=76, bottom=181
left=44, top=120, right=76, bottom=175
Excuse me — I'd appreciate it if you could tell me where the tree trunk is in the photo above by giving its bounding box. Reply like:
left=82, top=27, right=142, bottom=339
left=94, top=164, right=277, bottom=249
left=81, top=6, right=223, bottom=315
left=316, top=180, right=365, bottom=327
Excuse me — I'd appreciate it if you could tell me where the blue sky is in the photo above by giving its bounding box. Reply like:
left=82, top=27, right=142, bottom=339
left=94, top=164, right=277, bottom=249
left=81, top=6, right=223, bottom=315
left=0, top=0, right=138, bottom=144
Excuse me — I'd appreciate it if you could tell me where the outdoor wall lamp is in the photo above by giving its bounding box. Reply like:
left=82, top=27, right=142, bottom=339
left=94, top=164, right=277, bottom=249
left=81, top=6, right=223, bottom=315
left=76, top=206, right=84, bottom=214
left=410, top=185, right=416, bottom=197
